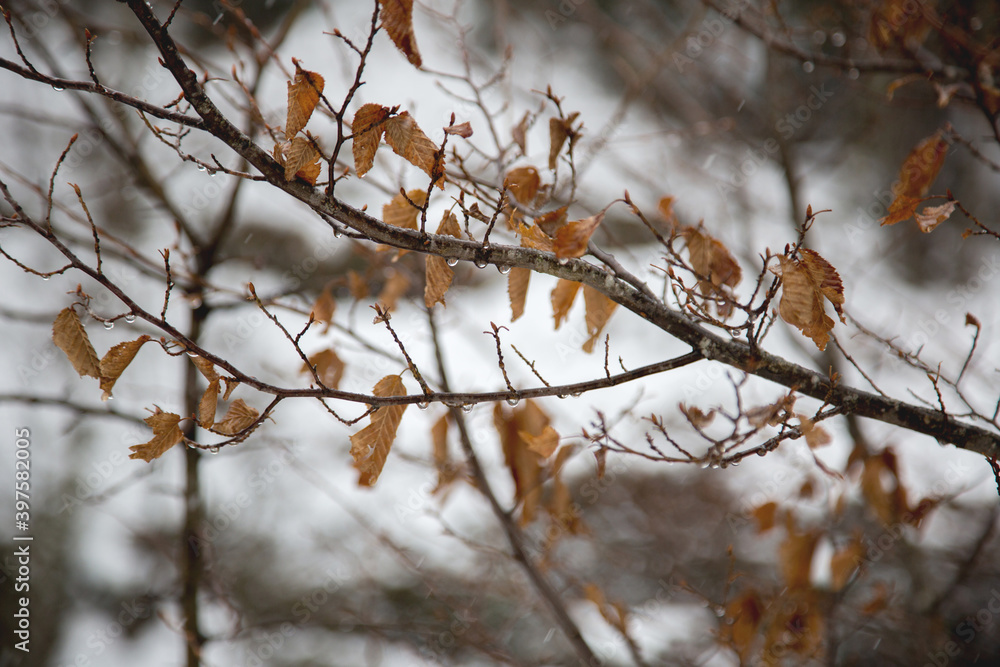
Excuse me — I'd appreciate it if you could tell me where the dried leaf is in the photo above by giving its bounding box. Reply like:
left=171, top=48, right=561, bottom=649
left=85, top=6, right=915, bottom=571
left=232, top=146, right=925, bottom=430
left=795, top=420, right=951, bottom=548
left=775, top=250, right=845, bottom=351
left=752, top=501, right=779, bottom=533
left=311, top=285, right=337, bottom=332
left=215, top=398, right=259, bottom=436
left=798, top=414, right=832, bottom=449
left=582, top=285, right=617, bottom=353
left=679, top=403, right=715, bottom=429
left=584, top=583, right=627, bottom=633
left=385, top=112, right=443, bottom=187
left=723, top=590, right=764, bottom=662
left=520, top=425, right=559, bottom=458
left=517, top=221, right=555, bottom=252
left=747, top=394, right=796, bottom=428
left=191, top=355, right=220, bottom=382
left=53, top=307, right=101, bottom=379
left=682, top=226, right=742, bottom=289
left=779, top=520, right=820, bottom=589
left=350, top=374, right=408, bottom=486
left=444, top=121, right=473, bottom=138
left=129, top=409, right=184, bottom=462
left=304, top=348, right=345, bottom=389
left=533, top=205, right=569, bottom=238
left=881, top=131, right=948, bottom=226
left=880, top=195, right=921, bottom=227
left=914, top=200, right=957, bottom=233
left=382, top=189, right=427, bottom=257
left=222, top=378, right=239, bottom=401
left=508, top=268, right=531, bottom=321
left=198, top=378, right=220, bottom=429
left=352, top=103, right=391, bottom=177
left=99, top=335, right=152, bottom=400
left=378, top=268, right=411, bottom=312
left=657, top=196, right=677, bottom=228
left=285, top=64, right=324, bottom=139
left=554, top=211, right=605, bottom=259
left=830, top=539, right=864, bottom=591
left=494, top=401, right=549, bottom=524
left=378, top=0, right=421, bottom=67
left=283, top=136, right=322, bottom=183
left=512, top=111, right=530, bottom=155
left=425, top=212, right=461, bottom=308
left=548, top=112, right=579, bottom=170
left=347, top=269, right=370, bottom=300
left=551, top=279, right=581, bottom=329
left=504, top=166, right=541, bottom=206
left=431, top=413, right=457, bottom=493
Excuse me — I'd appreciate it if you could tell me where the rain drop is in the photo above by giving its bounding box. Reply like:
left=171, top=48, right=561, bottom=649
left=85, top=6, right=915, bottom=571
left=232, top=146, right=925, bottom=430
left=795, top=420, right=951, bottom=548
left=802, top=61, right=815, bottom=73
left=208, top=446, right=220, bottom=455
left=570, top=391, right=582, bottom=398
left=52, top=85, right=64, bottom=92
left=505, top=396, right=520, bottom=407
left=848, top=68, right=860, bottom=80
left=473, top=258, right=487, bottom=269
left=831, top=32, right=846, bottom=47
left=333, top=228, right=343, bottom=238
left=812, top=31, right=826, bottom=45
left=461, top=404, right=474, bottom=413
left=446, top=258, right=459, bottom=267
left=103, top=321, right=114, bottom=330
left=497, top=265, right=511, bottom=275
left=125, top=314, right=136, bottom=323
left=42, top=276, right=50, bottom=281
left=417, top=401, right=429, bottom=410
left=558, top=257, right=570, bottom=266
left=756, top=449, right=767, bottom=457
left=197, top=164, right=207, bottom=172
left=557, top=394, right=567, bottom=399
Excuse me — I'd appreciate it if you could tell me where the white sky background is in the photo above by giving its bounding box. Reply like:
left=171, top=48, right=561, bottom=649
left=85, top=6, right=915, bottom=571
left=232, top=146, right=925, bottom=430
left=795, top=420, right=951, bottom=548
left=1, top=1, right=999, bottom=665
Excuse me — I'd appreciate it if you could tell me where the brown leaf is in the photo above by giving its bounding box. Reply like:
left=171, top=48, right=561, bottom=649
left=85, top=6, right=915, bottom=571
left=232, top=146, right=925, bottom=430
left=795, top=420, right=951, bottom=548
left=679, top=403, right=715, bottom=429
left=285, top=64, right=324, bottom=139
left=431, top=413, right=457, bottom=493
left=551, top=279, right=581, bottom=329
left=548, top=112, right=579, bottom=170
left=507, top=267, right=531, bottom=321
left=198, top=378, right=220, bottom=429
left=352, top=103, right=391, bottom=177
left=582, top=285, right=617, bottom=353
left=520, top=425, right=559, bottom=458
left=99, top=335, right=152, bottom=400
left=682, top=226, right=742, bottom=289
left=222, top=378, right=239, bottom=401
left=494, top=401, right=549, bottom=524
left=779, top=519, right=820, bottom=589
left=517, top=221, right=555, bottom=252
left=798, top=414, right=832, bottom=449
left=554, top=211, right=605, bottom=259
left=378, top=268, right=411, bottom=312
left=504, top=166, right=541, bottom=205
left=282, top=136, right=322, bottom=183
left=444, top=121, right=473, bottom=138
left=347, top=269, right=370, bottom=300
left=723, top=590, right=764, bottom=662
left=378, top=0, right=422, bottom=67
left=311, top=285, right=337, bottom=332
left=385, top=112, right=443, bottom=187
left=425, top=212, right=462, bottom=308
left=915, top=200, right=957, bottom=233
left=512, top=111, right=530, bottom=155
left=881, top=130, right=948, bottom=226
left=215, top=398, right=259, bottom=436
left=350, top=374, right=408, bottom=486
left=657, top=196, right=677, bottom=228
left=533, top=205, right=569, bottom=238
left=129, top=409, right=184, bottom=462
left=751, top=501, right=779, bottom=533
left=53, top=307, right=101, bottom=379
left=830, top=539, right=864, bottom=591
left=382, top=189, right=427, bottom=233
left=584, top=583, right=627, bottom=633
left=775, top=250, right=845, bottom=351
left=190, top=355, right=220, bottom=382
left=303, top=348, right=345, bottom=389
left=746, top=394, right=796, bottom=428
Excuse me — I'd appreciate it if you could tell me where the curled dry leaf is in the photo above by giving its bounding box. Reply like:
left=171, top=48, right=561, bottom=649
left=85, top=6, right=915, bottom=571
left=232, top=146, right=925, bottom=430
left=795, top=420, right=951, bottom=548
left=285, top=64, right=324, bottom=139
left=378, top=0, right=422, bottom=67
left=512, top=111, right=530, bottom=155
left=198, top=378, right=220, bottom=429
left=311, top=285, right=337, bottom=332
left=190, top=354, right=220, bottom=382
left=347, top=269, right=370, bottom=300
left=517, top=221, right=554, bottom=253
left=551, top=279, right=581, bottom=329
left=129, top=408, right=184, bottom=462
left=431, top=413, right=457, bottom=493
left=350, top=374, right=408, bottom=486
left=774, top=249, right=845, bottom=351
left=494, top=400, right=550, bottom=525
left=682, top=226, right=742, bottom=290
left=378, top=268, right=411, bottom=312
left=303, top=348, right=345, bottom=389
left=381, top=189, right=427, bottom=257
left=425, top=212, right=462, bottom=308
left=352, top=103, right=391, bottom=177
left=533, top=205, right=569, bottom=238
left=679, top=402, right=715, bottom=429
left=797, top=414, right=832, bottom=448
left=548, top=112, right=580, bottom=170
left=830, top=539, right=864, bottom=591
left=914, top=200, right=957, bottom=233
left=214, top=398, right=259, bottom=436
left=443, top=121, right=473, bottom=138
left=385, top=112, right=443, bottom=187
left=582, top=285, right=617, bottom=353
left=751, top=501, right=778, bottom=532
left=880, top=130, right=948, bottom=226
left=554, top=211, right=605, bottom=259
left=52, top=307, right=101, bottom=379
left=98, top=335, right=152, bottom=400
